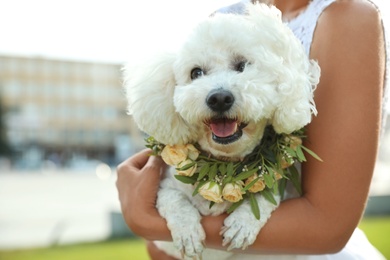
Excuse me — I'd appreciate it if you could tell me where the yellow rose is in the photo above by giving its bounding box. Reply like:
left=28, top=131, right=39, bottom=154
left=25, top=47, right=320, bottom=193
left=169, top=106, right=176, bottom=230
left=176, top=159, right=197, bottom=177
left=278, top=154, right=294, bottom=169
left=198, top=181, right=223, bottom=203
left=186, top=144, right=200, bottom=161
left=222, top=182, right=244, bottom=203
left=285, top=135, right=302, bottom=151
left=160, top=144, right=188, bottom=166
left=272, top=169, right=283, bottom=180
left=245, top=173, right=265, bottom=193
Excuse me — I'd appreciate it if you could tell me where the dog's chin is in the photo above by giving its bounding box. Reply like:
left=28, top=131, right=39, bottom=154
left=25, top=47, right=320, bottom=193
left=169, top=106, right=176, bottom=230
left=199, top=132, right=251, bottom=161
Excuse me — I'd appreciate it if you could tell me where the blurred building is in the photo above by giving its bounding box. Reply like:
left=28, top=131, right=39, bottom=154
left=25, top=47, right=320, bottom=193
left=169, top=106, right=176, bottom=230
left=0, top=55, right=142, bottom=168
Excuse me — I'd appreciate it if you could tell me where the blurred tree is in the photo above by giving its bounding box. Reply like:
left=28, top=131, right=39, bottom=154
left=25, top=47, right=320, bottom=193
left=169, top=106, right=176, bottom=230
left=0, top=95, right=11, bottom=157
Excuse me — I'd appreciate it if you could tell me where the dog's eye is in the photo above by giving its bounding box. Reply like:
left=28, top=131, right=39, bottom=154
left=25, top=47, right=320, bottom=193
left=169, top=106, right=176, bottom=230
left=235, top=61, right=246, bottom=73
left=190, top=68, right=204, bottom=80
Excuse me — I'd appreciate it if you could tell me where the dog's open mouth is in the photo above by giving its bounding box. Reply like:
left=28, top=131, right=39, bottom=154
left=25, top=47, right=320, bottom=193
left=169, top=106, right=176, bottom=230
left=206, top=117, right=248, bottom=145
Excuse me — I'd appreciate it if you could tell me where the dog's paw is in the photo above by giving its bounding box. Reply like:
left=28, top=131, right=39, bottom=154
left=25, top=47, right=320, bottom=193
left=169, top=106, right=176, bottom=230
left=170, top=222, right=205, bottom=259
left=220, top=195, right=280, bottom=251
left=220, top=209, right=261, bottom=251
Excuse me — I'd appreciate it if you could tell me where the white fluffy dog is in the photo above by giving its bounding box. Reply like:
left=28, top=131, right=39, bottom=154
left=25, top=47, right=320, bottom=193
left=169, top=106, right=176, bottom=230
left=124, top=3, right=320, bottom=259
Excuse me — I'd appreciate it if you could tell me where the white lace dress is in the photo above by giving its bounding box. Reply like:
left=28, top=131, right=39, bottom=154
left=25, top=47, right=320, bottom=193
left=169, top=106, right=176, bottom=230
left=217, top=0, right=388, bottom=259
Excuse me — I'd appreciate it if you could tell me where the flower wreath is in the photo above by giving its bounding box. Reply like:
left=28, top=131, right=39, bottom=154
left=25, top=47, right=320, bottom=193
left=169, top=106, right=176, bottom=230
left=146, top=126, right=321, bottom=219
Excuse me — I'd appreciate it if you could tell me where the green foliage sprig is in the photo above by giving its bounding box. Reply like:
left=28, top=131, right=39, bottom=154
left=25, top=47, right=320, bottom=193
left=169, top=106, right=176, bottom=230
left=146, top=126, right=321, bottom=220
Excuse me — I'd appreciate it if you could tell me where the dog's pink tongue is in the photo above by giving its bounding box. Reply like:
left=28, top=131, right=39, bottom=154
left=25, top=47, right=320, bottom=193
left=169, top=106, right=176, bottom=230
left=210, top=119, right=238, bottom=138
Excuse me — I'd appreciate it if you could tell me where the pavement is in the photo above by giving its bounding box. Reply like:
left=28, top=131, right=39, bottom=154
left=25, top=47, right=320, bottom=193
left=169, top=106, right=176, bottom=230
left=0, top=159, right=389, bottom=250
left=0, top=169, right=120, bottom=250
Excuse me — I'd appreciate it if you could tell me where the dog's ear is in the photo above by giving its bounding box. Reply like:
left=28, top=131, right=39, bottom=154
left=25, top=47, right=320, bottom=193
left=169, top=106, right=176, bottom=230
left=242, top=3, right=320, bottom=134
left=271, top=60, right=320, bottom=134
left=123, top=53, right=197, bottom=145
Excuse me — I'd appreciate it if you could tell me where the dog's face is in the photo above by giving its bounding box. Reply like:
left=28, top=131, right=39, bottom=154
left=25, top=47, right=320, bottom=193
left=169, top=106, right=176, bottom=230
left=124, top=4, right=320, bottom=160
left=173, top=34, right=274, bottom=159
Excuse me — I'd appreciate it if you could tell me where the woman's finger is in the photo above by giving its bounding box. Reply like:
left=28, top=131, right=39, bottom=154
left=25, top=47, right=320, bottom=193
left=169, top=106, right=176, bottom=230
left=143, top=154, right=167, bottom=174
left=124, top=149, right=152, bottom=170
left=136, top=155, right=167, bottom=199
left=116, top=149, right=152, bottom=186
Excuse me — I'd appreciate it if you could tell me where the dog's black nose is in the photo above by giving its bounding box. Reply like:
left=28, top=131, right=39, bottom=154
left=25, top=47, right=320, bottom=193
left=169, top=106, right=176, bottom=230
left=206, top=89, right=234, bottom=112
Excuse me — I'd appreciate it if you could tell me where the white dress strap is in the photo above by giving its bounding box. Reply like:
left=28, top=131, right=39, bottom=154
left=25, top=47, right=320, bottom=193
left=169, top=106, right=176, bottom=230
left=374, top=0, right=389, bottom=132
left=287, top=0, right=336, bottom=56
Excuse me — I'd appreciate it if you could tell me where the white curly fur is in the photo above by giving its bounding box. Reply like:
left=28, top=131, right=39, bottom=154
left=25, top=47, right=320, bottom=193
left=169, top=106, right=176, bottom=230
left=124, top=3, right=320, bottom=259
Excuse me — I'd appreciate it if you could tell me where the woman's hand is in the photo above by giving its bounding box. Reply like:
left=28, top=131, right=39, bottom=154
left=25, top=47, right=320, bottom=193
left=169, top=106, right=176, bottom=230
left=116, top=149, right=171, bottom=241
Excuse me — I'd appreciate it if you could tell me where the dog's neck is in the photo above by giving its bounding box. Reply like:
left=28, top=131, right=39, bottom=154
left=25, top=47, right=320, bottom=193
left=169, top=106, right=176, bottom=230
left=201, top=153, right=244, bottom=163
left=194, top=144, right=251, bottom=163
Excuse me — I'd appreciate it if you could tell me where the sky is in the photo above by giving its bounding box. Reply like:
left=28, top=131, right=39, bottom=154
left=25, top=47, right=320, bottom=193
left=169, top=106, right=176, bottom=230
left=0, top=0, right=237, bottom=64
left=0, top=0, right=388, bottom=64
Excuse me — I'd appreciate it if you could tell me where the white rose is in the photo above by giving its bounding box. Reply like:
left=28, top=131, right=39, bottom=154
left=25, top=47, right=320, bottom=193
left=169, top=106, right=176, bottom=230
left=198, top=181, right=223, bottom=203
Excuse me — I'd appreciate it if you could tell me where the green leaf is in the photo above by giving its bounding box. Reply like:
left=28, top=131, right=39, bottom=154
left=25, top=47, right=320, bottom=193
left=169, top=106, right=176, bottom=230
left=176, top=161, right=196, bottom=171
left=261, top=189, right=278, bottom=205
left=192, top=180, right=208, bottom=196
left=242, top=177, right=260, bottom=192
left=272, top=179, right=279, bottom=194
left=219, top=163, right=227, bottom=175
left=248, top=160, right=262, bottom=170
left=285, top=146, right=297, bottom=158
left=226, top=199, right=244, bottom=214
left=295, top=145, right=306, bottom=162
left=197, top=163, right=210, bottom=181
left=249, top=193, right=260, bottom=220
left=222, top=176, right=233, bottom=186
left=209, top=163, right=218, bottom=180
left=262, top=149, right=277, bottom=163
left=227, top=162, right=234, bottom=176
left=233, top=168, right=258, bottom=182
left=288, top=166, right=302, bottom=195
left=174, top=175, right=197, bottom=184
left=263, top=171, right=274, bottom=188
left=209, top=201, right=215, bottom=209
left=301, top=146, right=323, bottom=162
left=278, top=178, right=287, bottom=200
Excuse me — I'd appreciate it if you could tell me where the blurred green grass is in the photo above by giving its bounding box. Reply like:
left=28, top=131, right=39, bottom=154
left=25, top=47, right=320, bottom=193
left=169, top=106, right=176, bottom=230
left=0, top=217, right=388, bottom=260
left=0, top=239, right=149, bottom=260
left=358, top=217, right=390, bottom=258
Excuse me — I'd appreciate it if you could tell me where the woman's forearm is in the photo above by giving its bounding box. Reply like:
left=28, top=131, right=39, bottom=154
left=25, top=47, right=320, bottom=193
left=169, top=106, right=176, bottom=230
left=201, top=196, right=353, bottom=255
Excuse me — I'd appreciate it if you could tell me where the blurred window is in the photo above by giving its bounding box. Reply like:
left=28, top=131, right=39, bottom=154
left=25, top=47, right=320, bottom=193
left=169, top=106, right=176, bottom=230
left=4, top=81, right=22, bottom=97
left=102, top=107, right=117, bottom=119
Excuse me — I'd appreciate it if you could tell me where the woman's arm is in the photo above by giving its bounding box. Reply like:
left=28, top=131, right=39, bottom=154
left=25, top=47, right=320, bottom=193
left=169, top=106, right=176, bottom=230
left=117, top=0, right=385, bottom=255
left=203, top=0, right=385, bottom=254
left=204, top=1, right=385, bottom=254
